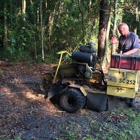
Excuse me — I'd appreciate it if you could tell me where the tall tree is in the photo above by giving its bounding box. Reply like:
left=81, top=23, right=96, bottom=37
left=98, top=0, right=108, bottom=60
left=40, top=0, right=44, bottom=60
left=22, top=0, right=26, bottom=21
left=3, top=1, right=8, bottom=48
left=112, top=0, right=118, bottom=36
left=106, top=0, right=114, bottom=45
left=77, top=0, right=85, bottom=43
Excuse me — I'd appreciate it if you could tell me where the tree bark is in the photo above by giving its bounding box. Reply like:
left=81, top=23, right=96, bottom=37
left=113, top=0, right=118, bottom=36
left=47, top=0, right=60, bottom=50
left=3, top=1, right=8, bottom=48
left=98, top=0, right=108, bottom=60
left=22, top=0, right=26, bottom=21
left=40, top=0, right=44, bottom=60
left=77, top=0, right=85, bottom=43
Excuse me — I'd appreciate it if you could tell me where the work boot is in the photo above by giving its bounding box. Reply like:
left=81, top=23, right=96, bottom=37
left=120, top=97, right=130, bottom=102
left=129, top=98, right=136, bottom=108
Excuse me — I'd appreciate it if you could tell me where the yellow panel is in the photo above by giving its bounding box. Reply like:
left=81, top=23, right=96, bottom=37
left=107, top=68, right=139, bottom=90
left=107, top=86, right=135, bottom=98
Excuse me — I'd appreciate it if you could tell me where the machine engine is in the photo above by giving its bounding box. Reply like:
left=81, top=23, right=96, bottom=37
left=71, top=42, right=98, bottom=79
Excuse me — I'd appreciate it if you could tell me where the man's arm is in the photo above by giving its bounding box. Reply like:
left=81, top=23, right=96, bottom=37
left=123, top=48, right=139, bottom=55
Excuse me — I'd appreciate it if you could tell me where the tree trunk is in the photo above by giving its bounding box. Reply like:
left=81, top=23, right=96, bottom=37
left=112, top=0, right=118, bottom=36
left=135, top=7, right=140, bottom=34
left=98, top=0, right=108, bottom=60
left=106, top=0, right=114, bottom=55
left=22, top=0, right=26, bottom=14
left=78, top=0, right=85, bottom=43
left=47, top=1, right=60, bottom=50
left=22, top=0, right=26, bottom=21
left=3, top=1, right=8, bottom=48
left=106, top=2, right=112, bottom=45
left=40, top=0, right=44, bottom=60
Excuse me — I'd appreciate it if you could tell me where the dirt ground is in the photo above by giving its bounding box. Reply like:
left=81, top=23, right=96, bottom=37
left=0, top=62, right=140, bottom=140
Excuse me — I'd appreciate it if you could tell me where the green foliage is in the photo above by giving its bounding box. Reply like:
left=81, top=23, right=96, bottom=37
left=2, top=137, right=21, bottom=140
left=0, top=69, right=3, bottom=74
left=0, top=0, right=139, bottom=62
left=42, top=0, right=100, bottom=53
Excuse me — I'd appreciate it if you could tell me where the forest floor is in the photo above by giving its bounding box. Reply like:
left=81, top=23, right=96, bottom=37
left=0, top=62, right=140, bottom=140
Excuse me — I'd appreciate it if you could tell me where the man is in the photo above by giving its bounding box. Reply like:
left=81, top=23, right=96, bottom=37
left=118, top=23, right=139, bottom=55
left=118, top=23, right=139, bottom=108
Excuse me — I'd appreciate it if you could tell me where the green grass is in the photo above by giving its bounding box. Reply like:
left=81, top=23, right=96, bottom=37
left=52, top=108, right=140, bottom=140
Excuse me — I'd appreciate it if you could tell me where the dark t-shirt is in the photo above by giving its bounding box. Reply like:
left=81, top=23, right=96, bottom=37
left=118, top=32, right=139, bottom=55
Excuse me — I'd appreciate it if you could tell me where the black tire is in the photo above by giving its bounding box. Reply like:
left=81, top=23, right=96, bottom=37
left=60, top=88, right=86, bottom=113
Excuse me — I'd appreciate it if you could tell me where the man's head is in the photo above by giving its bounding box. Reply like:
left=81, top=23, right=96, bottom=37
left=118, top=23, right=130, bottom=37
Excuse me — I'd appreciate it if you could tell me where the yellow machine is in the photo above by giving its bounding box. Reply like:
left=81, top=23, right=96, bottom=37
left=107, top=68, right=140, bottom=98
left=40, top=42, right=140, bottom=113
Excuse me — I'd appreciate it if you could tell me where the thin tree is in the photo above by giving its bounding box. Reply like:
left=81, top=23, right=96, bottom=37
left=22, top=0, right=26, bottom=21
left=77, top=0, right=85, bottom=43
left=40, top=0, right=44, bottom=60
left=112, top=0, right=118, bottom=36
left=47, top=0, right=60, bottom=50
left=3, top=1, right=8, bottom=48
